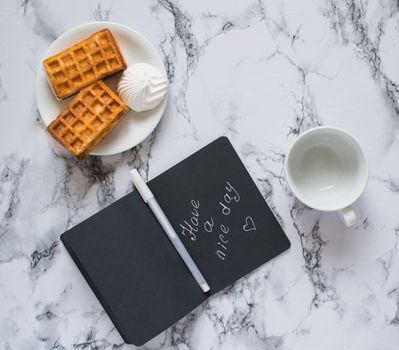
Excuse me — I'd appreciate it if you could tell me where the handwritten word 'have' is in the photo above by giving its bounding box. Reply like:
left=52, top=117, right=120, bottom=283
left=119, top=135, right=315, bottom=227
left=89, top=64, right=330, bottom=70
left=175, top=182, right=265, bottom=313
left=179, top=200, right=200, bottom=241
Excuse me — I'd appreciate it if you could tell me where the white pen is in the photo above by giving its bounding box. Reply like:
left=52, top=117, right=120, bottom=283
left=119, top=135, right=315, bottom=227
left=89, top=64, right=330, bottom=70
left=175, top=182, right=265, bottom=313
left=130, top=169, right=210, bottom=293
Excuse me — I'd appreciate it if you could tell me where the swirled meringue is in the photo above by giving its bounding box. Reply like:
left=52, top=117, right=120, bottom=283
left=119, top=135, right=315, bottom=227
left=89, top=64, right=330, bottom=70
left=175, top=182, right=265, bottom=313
left=117, top=63, right=167, bottom=112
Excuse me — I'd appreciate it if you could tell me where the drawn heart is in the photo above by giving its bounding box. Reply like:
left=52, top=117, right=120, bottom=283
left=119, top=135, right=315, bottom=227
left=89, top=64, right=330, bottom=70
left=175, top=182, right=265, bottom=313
left=243, top=216, right=256, bottom=232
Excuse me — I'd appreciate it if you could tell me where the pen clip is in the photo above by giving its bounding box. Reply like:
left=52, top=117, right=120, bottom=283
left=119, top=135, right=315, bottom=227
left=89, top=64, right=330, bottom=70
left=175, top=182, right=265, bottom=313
left=130, top=169, right=154, bottom=203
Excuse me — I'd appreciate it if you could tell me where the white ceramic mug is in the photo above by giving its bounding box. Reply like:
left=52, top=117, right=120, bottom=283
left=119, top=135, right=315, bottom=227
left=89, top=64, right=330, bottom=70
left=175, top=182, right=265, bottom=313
left=284, top=126, right=369, bottom=227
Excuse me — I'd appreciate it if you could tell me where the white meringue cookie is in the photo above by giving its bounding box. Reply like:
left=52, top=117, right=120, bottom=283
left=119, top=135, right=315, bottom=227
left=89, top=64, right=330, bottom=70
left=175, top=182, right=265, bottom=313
left=117, top=63, right=168, bottom=112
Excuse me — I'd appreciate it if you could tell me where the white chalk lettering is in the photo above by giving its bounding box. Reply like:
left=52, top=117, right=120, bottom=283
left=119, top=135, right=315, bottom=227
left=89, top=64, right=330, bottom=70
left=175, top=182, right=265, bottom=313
left=204, top=217, right=214, bottom=232
left=219, top=234, right=228, bottom=244
left=220, top=224, right=229, bottom=234
left=216, top=250, right=226, bottom=261
left=225, top=181, right=240, bottom=202
left=215, top=224, right=230, bottom=260
left=179, top=199, right=201, bottom=241
left=219, top=201, right=231, bottom=215
left=218, top=181, right=241, bottom=215
left=180, top=220, right=197, bottom=241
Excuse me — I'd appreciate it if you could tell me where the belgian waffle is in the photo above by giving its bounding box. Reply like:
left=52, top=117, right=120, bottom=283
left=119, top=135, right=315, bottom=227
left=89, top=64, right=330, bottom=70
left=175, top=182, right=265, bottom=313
left=43, top=29, right=127, bottom=99
left=47, top=80, right=129, bottom=159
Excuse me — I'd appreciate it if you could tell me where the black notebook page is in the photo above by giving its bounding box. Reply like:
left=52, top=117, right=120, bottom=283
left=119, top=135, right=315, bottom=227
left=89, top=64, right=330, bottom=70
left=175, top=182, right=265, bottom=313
left=149, top=136, right=290, bottom=294
left=61, top=191, right=207, bottom=345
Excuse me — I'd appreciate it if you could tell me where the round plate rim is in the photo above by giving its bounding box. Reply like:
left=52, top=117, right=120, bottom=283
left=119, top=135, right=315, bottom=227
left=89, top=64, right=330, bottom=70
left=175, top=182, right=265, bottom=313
left=35, top=21, right=167, bottom=157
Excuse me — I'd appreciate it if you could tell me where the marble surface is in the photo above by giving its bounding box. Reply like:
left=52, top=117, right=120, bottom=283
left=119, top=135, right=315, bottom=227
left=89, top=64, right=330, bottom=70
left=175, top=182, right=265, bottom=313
left=1, top=0, right=399, bottom=349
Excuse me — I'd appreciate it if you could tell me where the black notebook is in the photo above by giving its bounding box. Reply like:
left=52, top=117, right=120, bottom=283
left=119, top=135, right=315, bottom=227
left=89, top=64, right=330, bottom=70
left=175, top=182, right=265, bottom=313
left=61, top=137, right=290, bottom=345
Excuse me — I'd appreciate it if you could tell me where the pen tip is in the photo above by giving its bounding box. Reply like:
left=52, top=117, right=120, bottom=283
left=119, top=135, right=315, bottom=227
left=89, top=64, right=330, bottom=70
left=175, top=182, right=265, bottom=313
left=202, top=283, right=210, bottom=293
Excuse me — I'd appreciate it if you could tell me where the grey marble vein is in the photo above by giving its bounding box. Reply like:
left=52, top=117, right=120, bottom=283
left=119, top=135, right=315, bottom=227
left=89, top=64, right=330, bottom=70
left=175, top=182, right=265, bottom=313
left=22, top=0, right=59, bottom=43
left=152, top=0, right=200, bottom=136
left=388, top=286, right=399, bottom=325
left=1, top=0, right=399, bottom=349
left=92, top=1, right=113, bottom=22
left=323, top=0, right=399, bottom=139
left=121, top=127, right=161, bottom=182
left=373, top=176, right=399, bottom=193
left=0, top=155, right=29, bottom=263
left=0, top=65, right=8, bottom=104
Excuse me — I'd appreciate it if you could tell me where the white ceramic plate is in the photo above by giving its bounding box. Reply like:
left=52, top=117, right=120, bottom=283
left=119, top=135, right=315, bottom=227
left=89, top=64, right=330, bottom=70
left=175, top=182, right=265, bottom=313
left=36, top=22, right=167, bottom=156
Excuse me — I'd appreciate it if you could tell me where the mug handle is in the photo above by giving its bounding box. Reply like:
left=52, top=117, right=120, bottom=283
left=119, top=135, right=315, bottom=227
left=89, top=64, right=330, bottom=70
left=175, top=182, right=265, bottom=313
left=338, top=206, right=357, bottom=227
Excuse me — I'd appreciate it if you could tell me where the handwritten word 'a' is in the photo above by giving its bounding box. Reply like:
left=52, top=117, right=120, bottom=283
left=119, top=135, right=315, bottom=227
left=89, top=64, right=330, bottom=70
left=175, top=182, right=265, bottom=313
left=204, top=217, right=214, bottom=233
left=219, top=181, right=240, bottom=216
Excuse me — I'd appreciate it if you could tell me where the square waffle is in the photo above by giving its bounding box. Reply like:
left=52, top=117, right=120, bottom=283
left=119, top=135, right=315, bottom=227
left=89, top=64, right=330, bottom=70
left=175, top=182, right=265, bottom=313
left=43, top=29, right=127, bottom=99
left=47, top=80, right=129, bottom=159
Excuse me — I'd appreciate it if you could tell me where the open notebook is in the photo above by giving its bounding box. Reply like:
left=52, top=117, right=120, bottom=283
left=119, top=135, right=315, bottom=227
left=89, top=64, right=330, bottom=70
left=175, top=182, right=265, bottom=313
left=61, top=137, right=290, bottom=345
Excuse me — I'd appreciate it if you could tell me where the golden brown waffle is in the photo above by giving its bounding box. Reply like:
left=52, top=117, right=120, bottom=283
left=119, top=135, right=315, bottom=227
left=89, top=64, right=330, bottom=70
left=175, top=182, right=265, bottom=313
left=43, top=29, right=127, bottom=99
left=47, top=80, right=129, bottom=159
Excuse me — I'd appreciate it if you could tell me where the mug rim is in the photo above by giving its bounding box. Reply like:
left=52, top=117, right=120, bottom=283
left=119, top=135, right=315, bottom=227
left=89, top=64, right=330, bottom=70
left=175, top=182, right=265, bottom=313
left=284, top=126, right=369, bottom=211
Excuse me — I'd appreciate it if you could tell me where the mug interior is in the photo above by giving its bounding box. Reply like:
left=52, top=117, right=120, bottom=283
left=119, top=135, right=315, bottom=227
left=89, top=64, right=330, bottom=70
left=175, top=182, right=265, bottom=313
left=285, top=127, right=368, bottom=211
